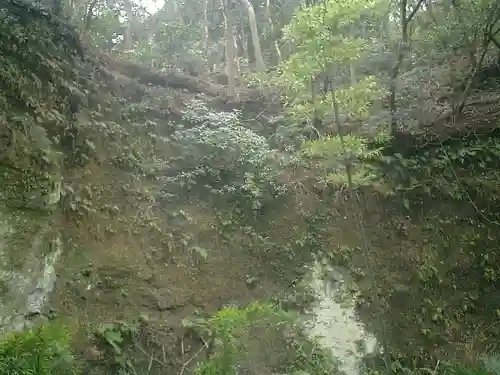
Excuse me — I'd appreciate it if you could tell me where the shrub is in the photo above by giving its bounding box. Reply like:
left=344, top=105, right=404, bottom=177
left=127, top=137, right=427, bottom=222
left=166, top=100, right=286, bottom=211
left=0, top=323, right=78, bottom=375
left=192, top=302, right=340, bottom=375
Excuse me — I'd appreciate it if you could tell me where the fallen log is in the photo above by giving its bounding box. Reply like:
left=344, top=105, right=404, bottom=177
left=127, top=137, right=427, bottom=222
left=95, top=52, right=263, bottom=104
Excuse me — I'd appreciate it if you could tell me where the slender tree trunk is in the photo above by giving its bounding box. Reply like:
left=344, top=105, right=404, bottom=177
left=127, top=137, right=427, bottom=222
left=238, top=0, right=266, bottom=71
left=235, top=27, right=246, bottom=58
left=124, top=0, right=134, bottom=49
left=349, top=64, right=356, bottom=85
left=265, top=0, right=282, bottom=64
left=311, top=76, right=318, bottom=132
left=388, top=0, right=425, bottom=135
left=172, top=0, right=179, bottom=15
left=233, top=27, right=241, bottom=77
left=202, top=0, right=210, bottom=67
left=455, top=16, right=500, bottom=117
left=221, top=0, right=236, bottom=96
left=84, top=0, right=98, bottom=30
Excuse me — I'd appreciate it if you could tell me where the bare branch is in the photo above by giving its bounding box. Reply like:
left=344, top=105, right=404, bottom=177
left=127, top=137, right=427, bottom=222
left=485, top=13, right=500, bottom=49
left=179, top=339, right=208, bottom=375
left=455, top=37, right=491, bottom=118
left=406, top=0, right=426, bottom=23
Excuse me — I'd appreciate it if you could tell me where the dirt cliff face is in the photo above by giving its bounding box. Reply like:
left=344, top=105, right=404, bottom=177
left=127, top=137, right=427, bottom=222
left=0, top=3, right=315, bottom=374
left=4, top=1, right=500, bottom=373
left=0, top=0, right=84, bottom=333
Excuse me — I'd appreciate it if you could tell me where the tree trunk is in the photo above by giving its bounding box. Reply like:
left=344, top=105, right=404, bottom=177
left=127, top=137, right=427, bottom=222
left=349, top=64, right=356, bottom=85
left=84, top=0, right=98, bottom=30
left=221, top=0, right=236, bottom=96
left=388, top=0, right=425, bottom=135
left=265, top=0, right=282, bottom=64
left=238, top=0, right=266, bottom=71
left=124, top=0, right=134, bottom=49
left=202, top=0, right=209, bottom=66
left=233, top=28, right=241, bottom=77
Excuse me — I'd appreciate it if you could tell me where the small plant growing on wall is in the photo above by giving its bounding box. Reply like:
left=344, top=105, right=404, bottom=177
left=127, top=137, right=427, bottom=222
left=95, top=318, right=142, bottom=373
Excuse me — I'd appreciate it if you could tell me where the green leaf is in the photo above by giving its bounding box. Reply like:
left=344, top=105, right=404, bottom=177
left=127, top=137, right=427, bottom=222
left=402, top=197, right=410, bottom=210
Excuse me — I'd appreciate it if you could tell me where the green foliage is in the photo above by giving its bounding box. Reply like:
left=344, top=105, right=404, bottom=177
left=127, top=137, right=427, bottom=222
left=95, top=318, right=142, bottom=373
left=166, top=100, right=286, bottom=211
left=375, top=137, right=500, bottom=204
left=280, top=0, right=382, bottom=86
left=88, top=9, right=124, bottom=50
left=365, top=360, right=496, bottom=375
left=271, top=0, right=387, bottom=187
left=0, top=323, right=78, bottom=375
left=303, top=134, right=384, bottom=187
left=268, top=0, right=384, bottom=106
left=286, top=76, right=385, bottom=127
left=121, top=20, right=205, bottom=71
left=191, top=302, right=340, bottom=375
left=412, top=0, right=500, bottom=65
left=154, top=21, right=204, bottom=67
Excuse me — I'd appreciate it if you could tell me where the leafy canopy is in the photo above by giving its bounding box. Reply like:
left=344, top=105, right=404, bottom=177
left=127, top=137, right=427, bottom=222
left=276, top=0, right=386, bottom=186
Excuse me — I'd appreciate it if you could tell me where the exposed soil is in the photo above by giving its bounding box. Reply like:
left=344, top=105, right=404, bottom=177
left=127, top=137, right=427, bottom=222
left=47, top=160, right=312, bottom=374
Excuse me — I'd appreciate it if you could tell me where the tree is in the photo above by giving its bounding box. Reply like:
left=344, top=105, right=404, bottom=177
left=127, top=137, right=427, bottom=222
left=280, top=0, right=384, bottom=177
left=84, top=0, right=99, bottom=30
left=221, top=0, right=237, bottom=95
left=124, top=0, right=134, bottom=49
left=273, top=0, right=383, bottom=142
left=388, top=0, right=426, bottom=135
left=276, top=0, right=393, bottom=365
left=238, top=0, right=266, bottom=71
left=265, top=0, right=282, bottom=63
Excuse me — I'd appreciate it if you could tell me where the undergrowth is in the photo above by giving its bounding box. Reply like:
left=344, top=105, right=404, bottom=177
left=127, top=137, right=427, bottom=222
left=189, top=301, right=340, bottom=375
left=0, top=323, right=79, bottom=375
left=164, top=100, right=287, bottom=214
left=0, top=308, right=493, bottom=375
left=373, top=135, right=500, bottom=210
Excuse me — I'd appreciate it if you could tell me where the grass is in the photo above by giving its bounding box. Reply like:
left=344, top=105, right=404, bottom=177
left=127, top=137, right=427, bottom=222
left=0, top=322, right=79, bottom=375
left=0, top=318, right=494, bottom=375
left=193, top=301, right=341, bottom=375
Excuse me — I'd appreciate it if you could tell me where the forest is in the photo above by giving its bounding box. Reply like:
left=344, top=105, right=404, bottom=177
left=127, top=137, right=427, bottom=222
left=0, top=0, right=500, bottom=374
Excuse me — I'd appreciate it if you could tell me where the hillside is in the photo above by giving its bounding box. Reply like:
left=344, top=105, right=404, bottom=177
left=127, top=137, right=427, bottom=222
left=2, top=0, right=500, bottom=375
left=0, top=2, right=329, bottom=375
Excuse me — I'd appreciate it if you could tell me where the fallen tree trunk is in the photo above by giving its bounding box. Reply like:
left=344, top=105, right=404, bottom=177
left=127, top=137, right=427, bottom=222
left=138, top=69, right=224, bottom=96
left=96, top=52, right=263, bottom=103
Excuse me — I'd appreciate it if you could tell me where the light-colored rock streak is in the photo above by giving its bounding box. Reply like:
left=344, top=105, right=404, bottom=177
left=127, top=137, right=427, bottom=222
left=0, top=209, right=62, bottom=333
left=308, top=263, right=377, bottom=375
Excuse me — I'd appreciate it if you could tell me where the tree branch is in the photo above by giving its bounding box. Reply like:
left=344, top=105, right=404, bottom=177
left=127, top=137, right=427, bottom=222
left=406, top=0, right=426, bottom=23
left=455, top=37, right=491, bottom=118
left=490, top=32, right=500, bottom=50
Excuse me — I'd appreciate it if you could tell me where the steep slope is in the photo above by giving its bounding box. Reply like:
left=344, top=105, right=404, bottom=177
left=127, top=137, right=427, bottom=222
left=0, top=0, right=89, bottom=333
left=4, top=1, right=500, bottom=373
left=0, top=2, right=323, bottom=375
